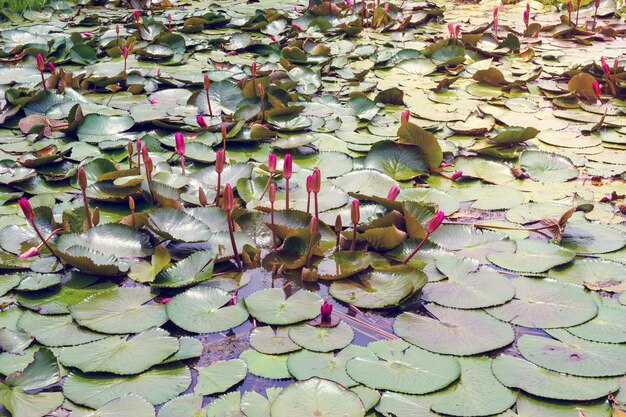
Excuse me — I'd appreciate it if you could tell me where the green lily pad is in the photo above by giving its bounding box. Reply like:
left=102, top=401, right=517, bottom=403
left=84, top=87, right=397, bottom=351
left=152, top=251, right=214, bottom=288
left=487, top=239, right=575, bottom=273
left=245, top=289, right=322, bottom=325
left=70, top=286, right=168, bottom=334
left=486, top=277, right=598, bottom=328
left=559, top=222, right=626, bottom=254
left=165, top=286, right=248, bottom=333
left=270, top=378, right=365, bottom=417
left=249, top=326, right=301, bottom=354
left=239, top=349, right=290, bottom=380
left=16, top=310, right=106, bottom=347
left=515, top=393, right=612, bottom=417
left=519, top=150, right=579, bottom=182
left=394, top=304, right=514, bottom=356
left=566, top=304, right=626, bottom=343
left=195, top=359, right=247, bottom=395
left=288, top=321, right=354, bottom=352
left=491, top=355, right=619, bottom=401
left=79, top=395, right=156, bottom=417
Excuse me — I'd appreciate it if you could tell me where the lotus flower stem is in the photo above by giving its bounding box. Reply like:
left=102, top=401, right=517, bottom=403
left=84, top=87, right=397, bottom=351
left=18, top=198, right=61, bottom=262
left=221, top=123, right=228, bottom=154
left=283, top=154, right=292, bottom=210
left=260, top=154, right=276, bottom=200
left=258, top=83, right=266, bottom=122
left=443, top=220, right=555, bottom=232
left=269, top=183, right=277, bottom=248
left=127, top=141, right=133, bottom=169
left=121, top=45, right=129, bottom=80
left=77, top=167, right=92, bottom=230
left=251, top=62, right=257, bottom=94
left=136, top=138, right=142, bottom=171
left=567, top=0, right=572, bottom=24
left=305, top=216, right=318, bottom=267
left=575, top=0, right=580, bottom=27
left=204, top=74, right=213, bottom=117
left=222, top=183, right=242, bottom=271
left=19, top=227, right=64, bottom=259
left=402, top=211, right=444, bottom=264
left=142, top=148, right=157, bottom=205
left=306, top=175, right=312, bottom=213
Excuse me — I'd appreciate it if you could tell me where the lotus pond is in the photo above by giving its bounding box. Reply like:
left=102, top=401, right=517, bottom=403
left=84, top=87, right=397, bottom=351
left=0, top=0, right=625, bottom=416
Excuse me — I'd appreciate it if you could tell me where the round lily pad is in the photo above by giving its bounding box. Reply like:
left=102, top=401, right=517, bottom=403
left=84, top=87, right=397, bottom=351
left=517, top=329, right=626, bottom=377
left=249, top=326, right=300, bottom=354
left=559, top=222, right=626, bottom=254
left=245, top=288, right=322, bottom=325
left=519, top=150, right=579, bottom=182
left=288, top=322, right=354, bottom=352
left=566, top=305, right=626, bottom=343
left=486, top=277, right=598, bottom=328
left=422, top=267, right=515, bottom=309
left=429, top=357, right=517, bottom=417
left=491, top=354, right=619, bottom=401
left=165, top=286, right=248, bottom=334
left=270, top=378, right=365, bottom=417
left=375, top=392, right=434, bottom=417
left=239, top=349, right=290, bottom=380
left=59, top=328, right=179, bottom=375
left=393, top=304, right=514, bottom=356
left=548, top=259, right=625, bottom=285
left=287, top=345, right=376, bottom=387
left=487, top=239, right=575, bottom=273
left=329, top=267, right=422, bottom=309
left=345, top=339, right=460, bottom=394
left=515, top=393, right=613, bottom=417
left=195, top=359, right=247, bottom=395
left=69, top=287, right=168, bottom=334
left=16, top=311, right=106, bottom=347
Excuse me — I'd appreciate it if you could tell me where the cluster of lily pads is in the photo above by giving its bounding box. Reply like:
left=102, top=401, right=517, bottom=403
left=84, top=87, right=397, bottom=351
left=0, top=0, right=625, bottom=416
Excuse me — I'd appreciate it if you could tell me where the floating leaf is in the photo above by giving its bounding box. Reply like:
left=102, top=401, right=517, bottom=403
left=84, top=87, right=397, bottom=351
left=487, top=239, right=575, bottom=273
left=245, top=289, right=322, bottom=325
left=195, top=359, right=247, bottom=395
left=288, top=322, right=354, bottom=352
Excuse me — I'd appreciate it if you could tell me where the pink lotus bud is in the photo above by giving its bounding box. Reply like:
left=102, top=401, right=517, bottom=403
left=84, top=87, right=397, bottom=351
left=595, top=0, right=599, bottom=7
left=216, top=149, right=224, bottom=174
left=387, top=185, right=400, bottom=201
left=175, top=132, right=185, bottom=156
left=197, top=115, right=208, bottom=128
left=268, top=154, right=277, bottom=173
left=167, top=13, right=172, bottom=24
left=293, top=23, right=303, bottom=32
left=351, top=200, right=360, bottom=225
left=567, top=0, right=573, bottom=12
left=493, top=6, right=499, bottom=19
left=592, top=81, right=601, bottom=98
left=121, top=45, right=129, bottom=60
left=36, top=54, right=45, bottom=72
left=346, top=0, right=351, bottom=5
left=154, top=67, right=161, bottom=77
left=269, top=35, right=276, bottom=42
left=82, top=32, right=93, bottom=39
left=77, top=166, right=88, bottom=190
left=577, top=0, right=581, bottom=7
left=116, top=24, right=120, bottom=35
left=447, top=23, right=454, bottom=37
left=309, top=216, right=318, bottom=235
left=400, top=110, right=410, bottom=125
left=384, top=2, right=389, bottom=11
left=18, top=198, right=34, bottom=222
left=426, top=211, right=445, bottom=234
left=19, top=246, right=39, bottom=259
left=204, top=73, right=210, bottom=90
left=450, top=171, right=463, bottom=181
left=128, top=195, right=135, bottom=211
left=133, top=9, right=140, bottom=23
left=149, top=98, right=157, bottom=105
left=160, top=297, right=172, bottom=304
left=523, top=9, right=529, bottom=26
left=320, top=301, right=332, bottom=322
left=251, top=61, right=257, bottom=78
left=455, top=24, right=461, bottom=38
left=283, top=154, right=292, bottom=180
left=257, top=83, right=265, bottom=97
left=222, top=183, right=235, bottom=212
left=48, top=62, right=56, bottom=74
left=311, top=168, right=321, bottom=193
left=269, top=183, right=276, bottom=204
left=136, top=138, right=142, bottom=153
left=306, top=175, right=313, bottom=193
left=221, top=123, right=227, bottom=141
left=601, top=57, right=610, bottom=75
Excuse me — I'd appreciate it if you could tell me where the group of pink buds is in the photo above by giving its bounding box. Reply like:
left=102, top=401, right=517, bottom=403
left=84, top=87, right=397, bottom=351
left=35, top=54, right=57, bottom=91
left=447, top=23, right=461, bottom=39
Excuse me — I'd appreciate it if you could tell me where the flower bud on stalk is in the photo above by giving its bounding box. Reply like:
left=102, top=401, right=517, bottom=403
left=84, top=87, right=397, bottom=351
left=320, top=301, right=333, bottom=323
left=305, top=216, right=318, bottom=266
left=592, top=81, right=601, bottom=99
left=215, top=149, right=225, bottom=207
left=175, top=132, right=186, bottom=175
left=334, top=215, right=342, bottom=250
left=258, top=83, right=266, bottom=122
left=566, top=0, right=573, bottom=23
left=311, top=168, right=321, bottom=220
left=136, top=138, right=142, bottom=170
left=36, top=54, right=47, bottom=90
left=203, top=73, right=213, bottom=117
left=18, top=198, right=60, bottom=261
left=350, top=200, right=360, bottom=250
left=197, top=115, right=208, bottom=129
left=400, top=110, right=410, bottom=125
left=199, top=187, right=208, bottom=207
left=387, top=185, right=400, bottom=201
left=523, top=9, right=529, bottom=30
left=221, top=123, right=228, bottom=154
left=575, top=0, right=581, bottom=26
left=129, top=196, right=136, bottom=227
left=283, top=154, right=293, bottom=210
left=493, top=7, right=499, bottom=38
left=403, top=210, right=445, bottom=264
left=133, top=9, right=140, bottom=23
left=222, top=183, right=242, bottom=271
left=48, top=62, right=56, bottom=75
left=78, top=167, right=93, bottom=229
left=455, top=24, right=461, bottom=38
